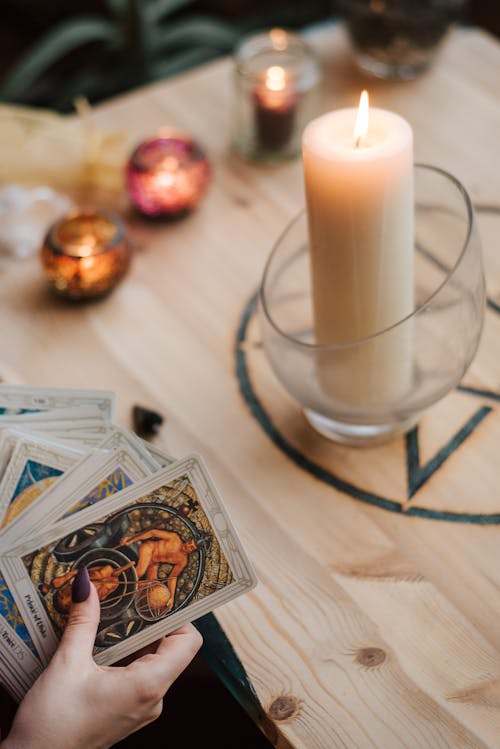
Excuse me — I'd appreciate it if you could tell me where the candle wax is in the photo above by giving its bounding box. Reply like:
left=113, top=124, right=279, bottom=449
left=254, top=67, right=296, bottom=151
left=302, top=105, right=414, bottom=406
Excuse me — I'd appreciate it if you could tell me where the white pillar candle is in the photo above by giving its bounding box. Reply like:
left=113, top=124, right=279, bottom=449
left=302, top=92, right=414, bottom=407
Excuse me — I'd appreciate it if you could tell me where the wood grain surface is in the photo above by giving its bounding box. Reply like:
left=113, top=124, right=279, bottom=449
left=2, top=23, right=500, bottom=749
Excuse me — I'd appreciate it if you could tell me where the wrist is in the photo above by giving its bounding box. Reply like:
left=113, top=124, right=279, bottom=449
left=1, top=730, right=40, bottom=749
left=1, top=733, right=53, bottom=749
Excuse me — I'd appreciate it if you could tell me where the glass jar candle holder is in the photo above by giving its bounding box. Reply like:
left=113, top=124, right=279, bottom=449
left=340, top=0, right=466, bottom=80
left=259, top=165, right=485, bottom=445
left=41, top=209, right=131, bottom=300
left=126, top=129, right=211, bottom=219
left=232, top=29, right=321, bottom=163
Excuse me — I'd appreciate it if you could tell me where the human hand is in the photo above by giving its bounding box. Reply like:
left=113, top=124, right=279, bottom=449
left=1, top=568, right=202, bottom=749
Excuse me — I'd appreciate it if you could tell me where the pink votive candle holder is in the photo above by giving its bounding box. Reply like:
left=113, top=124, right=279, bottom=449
left=126, top=130, right=211, bottom=219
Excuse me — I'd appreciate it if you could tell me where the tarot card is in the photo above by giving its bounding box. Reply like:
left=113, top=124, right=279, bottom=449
left=95, top=427, right=162, bottom=473
left=0, top=431, right=161, bottom=695
left=0, top=652, right=25, bottom=702
left=0, top=431, right=19, bottom=480
left=1, top=427, right=161, bottom=546
left=0, top=436, right=85, bottom=687
left=0, top=406, right=105, bottom=424
left=0, top=417, right=109, bottom=436
left=0, top=428, right=103, bottom=477
left=0, top=543, right=44, bottom=697
left=0, top=434, right=84, bottom=530
left=0, top=585, right=42, bottom=688
left=0, top=390, right=114, bottom=695
left=0, top=646, right=40, bottom=702
left=0, top=385, right=115, bottom=421
left=142, top=441, right=175, bottom=467
left=2, top=455, right=257, bottom=666
left=5, top=426, right=113, bottom=451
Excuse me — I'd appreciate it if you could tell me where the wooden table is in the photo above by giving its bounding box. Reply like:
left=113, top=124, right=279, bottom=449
left=3, top=23, right=500, bottom=749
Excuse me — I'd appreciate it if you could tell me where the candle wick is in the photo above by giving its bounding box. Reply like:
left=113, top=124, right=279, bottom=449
left=354, top=135, right=362, bottom=149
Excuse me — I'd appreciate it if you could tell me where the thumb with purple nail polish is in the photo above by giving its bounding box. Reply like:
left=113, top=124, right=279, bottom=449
left=58, top=566, right=101, bottom=659
left=1, top=565, right=201, bottom=749
left=71, top=567, right=91, bottom=603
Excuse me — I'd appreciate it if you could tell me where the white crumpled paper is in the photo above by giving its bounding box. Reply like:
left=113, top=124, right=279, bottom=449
left=0, top=184, right=73, bottom=259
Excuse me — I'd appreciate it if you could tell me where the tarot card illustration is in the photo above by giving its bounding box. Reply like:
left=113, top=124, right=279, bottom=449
left=0, top=428, right=160, bottom=545
left=0, top=439, right=80, bottom=529
left=3, top=457, right=256, bottom=665
left=64, top=467, right=133, bottom=517
left=0, top=444, right=156, bottom=668
left=28, top=480, right=230, bottom=648
left=2, top=460, right=63, bottom=528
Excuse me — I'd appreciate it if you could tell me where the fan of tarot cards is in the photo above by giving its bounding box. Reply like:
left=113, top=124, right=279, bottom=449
left=0, top=385, right=256, bottom=701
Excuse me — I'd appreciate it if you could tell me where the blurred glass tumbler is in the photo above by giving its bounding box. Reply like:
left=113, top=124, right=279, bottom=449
left=259, top=165, right=485, bottom=445
left=341, top=0, right=466, bottom=79
left=41, top=209, right=130, bottom=300
left=232, top=29, right=321, bottom=163
left=126, top=130, right=211, bottom=218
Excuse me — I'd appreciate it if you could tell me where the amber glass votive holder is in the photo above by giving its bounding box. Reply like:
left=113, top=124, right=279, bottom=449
left=232, top=29, right=321, bottom=163
left=41, top=209, right=131, bottom=300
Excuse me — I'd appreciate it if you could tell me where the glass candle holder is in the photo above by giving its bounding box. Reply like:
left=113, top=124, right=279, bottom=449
left=41, top=209, right=131, bottom=300
left=126, top=129, right=211, bottom=219
left=340, top=0, right=466, bottom=80
left=259, top=165, right=485, bottom=445
left=232, top=29, right=321, bottom=163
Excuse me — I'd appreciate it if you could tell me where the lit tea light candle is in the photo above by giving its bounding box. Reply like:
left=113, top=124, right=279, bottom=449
left=41, top=209, right=131, bottom=300
left=126, top=130, right=211, bottom=219
left=302, top=91, right=414, bottom=405
left=254, top=65, right=296, bottom=151
left=232, top=29, right=320, bottom=162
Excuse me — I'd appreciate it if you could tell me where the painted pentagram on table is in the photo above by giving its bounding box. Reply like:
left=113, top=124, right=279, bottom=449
left=235, top=292, right=500, bottom=525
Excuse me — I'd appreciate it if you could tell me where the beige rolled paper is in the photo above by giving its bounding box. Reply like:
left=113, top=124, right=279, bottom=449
left=302, top=100, right=414, bottom=408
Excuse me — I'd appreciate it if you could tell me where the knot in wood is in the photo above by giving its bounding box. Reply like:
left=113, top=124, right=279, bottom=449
left=268, top=695, right=300, bottom=721
left=355, top=647, right=386, bottom=668
left=233, top=194, right=250, bottom=207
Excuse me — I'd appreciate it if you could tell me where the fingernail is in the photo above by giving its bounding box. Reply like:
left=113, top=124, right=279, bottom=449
left=72, top=567, right=91, bottom=603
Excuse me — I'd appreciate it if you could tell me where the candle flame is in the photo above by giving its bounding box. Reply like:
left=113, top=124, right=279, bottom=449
left=353, top=90, right=369, bottom=148
left=77, top=237, right=98, bottom=258
left=80, top=256, right=96, bottom=270
left=269, top=28, right=288, bottom=51
left=265, top=66, right=286, bottom=92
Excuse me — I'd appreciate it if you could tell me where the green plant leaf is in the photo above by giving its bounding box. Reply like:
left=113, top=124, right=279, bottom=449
left=0, top=16, right=120, bottom=100
left=150, top=44, right=221, bottom=79
left=103, top=0, right=131, bottom=20
left=151, top=15, right=238, bottom=54
left=145, top=0, right=197, bottom=26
